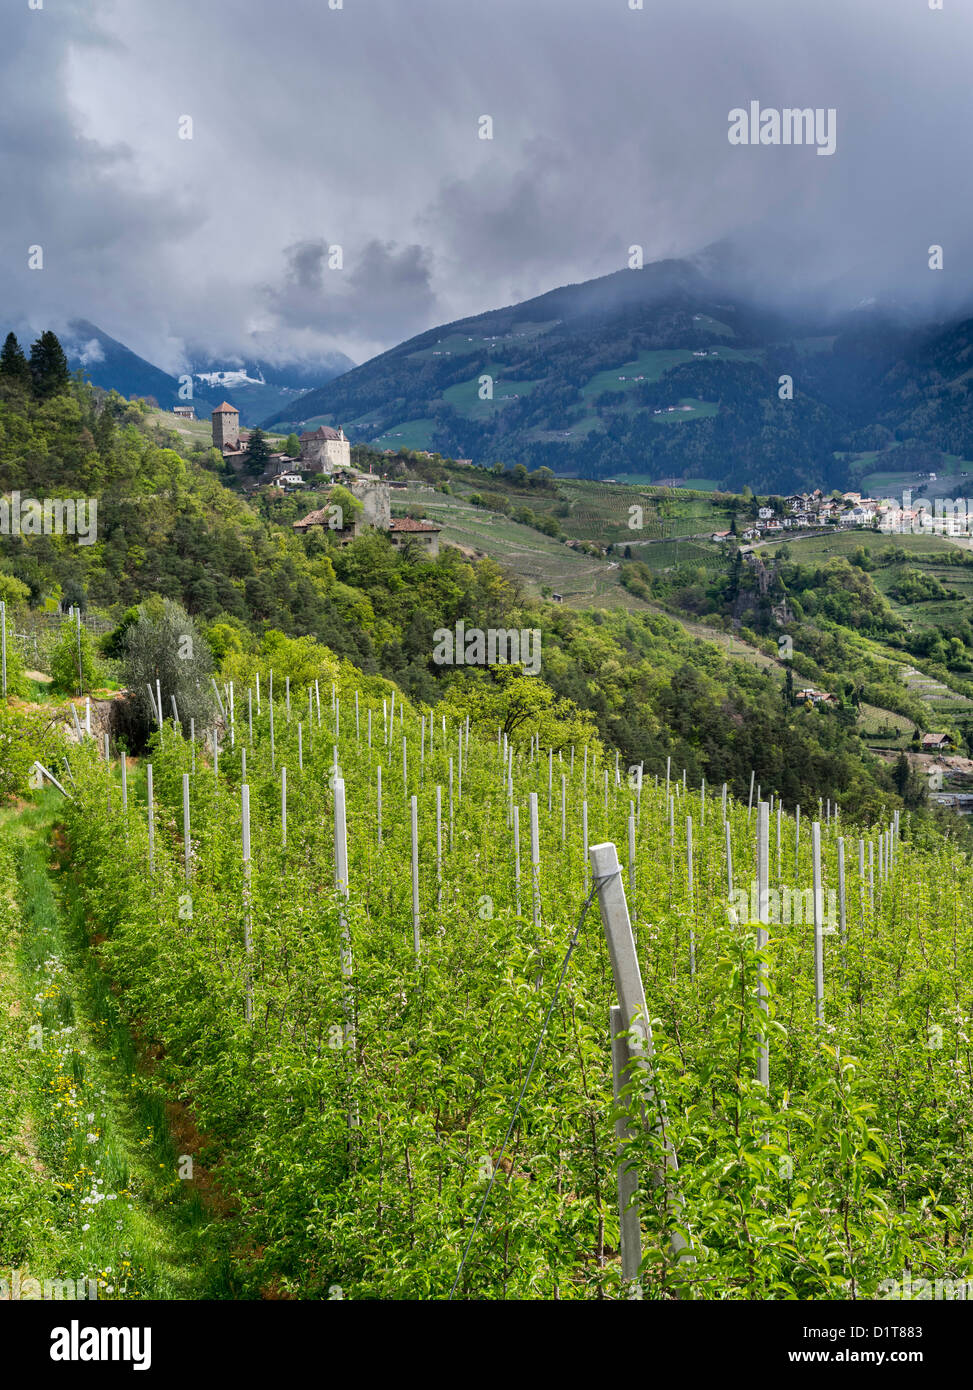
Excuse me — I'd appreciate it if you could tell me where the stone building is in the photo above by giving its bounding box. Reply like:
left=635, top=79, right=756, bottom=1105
left=388, top=516, right=441, bottom=558
left=300, top=424, right=351, bottom=473
left=211, top=401, right=240, bottom=450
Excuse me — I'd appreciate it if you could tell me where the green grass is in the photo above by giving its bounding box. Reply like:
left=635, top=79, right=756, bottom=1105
left=0, top=801, right=235, bottom=1300
left=407, top=321, right=557, bottom=363
left=370, top=419, right=438, bottom=450
left=441, top=373, right=540, bottom=420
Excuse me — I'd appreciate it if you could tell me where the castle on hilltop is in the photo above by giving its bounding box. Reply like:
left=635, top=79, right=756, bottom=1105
left=210, top=403, right=351, bottom=473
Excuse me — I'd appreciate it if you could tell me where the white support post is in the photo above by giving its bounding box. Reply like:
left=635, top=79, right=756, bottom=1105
left=242, top=784, right=253, bottom=1025
left=182, top=773, right=191, bottom=883
left=513, top=804, right=522, bottom=918
left=756, top=802, right=770, bottom=1090
left=281, top=766, right=287, bottom=848
left=582, top=799, right=589, bottom=896
left=627, top=803, right=636, bottom=925
left=611, top=1003, right=642, bottom=1286
left=725, top=819, right=733, bottom=896
left=121, top=748, right=128, bottom=812
left=589, top=840, right=690, bottom=1268
left=529, top=792, right=541, bottom=930
left=561, top=772, right=567, bottom=848
left=687, top=815, right=695, bottom=976
left=376, top=764, right=383, bottom=845
left=147, top=763, right=155, bottom=874
left=298, top=723, right=303, bottom=771
left=436, top=785, right=443, bottom=911
left=747, top=770, right=755, bottom=823
left=813, top=821, right=824, bottom=1024
left=410, top=796, right=420, bottom=957
left=0, top=599, right=6, bottom=699
left=838, top=837, right=847, bottom=944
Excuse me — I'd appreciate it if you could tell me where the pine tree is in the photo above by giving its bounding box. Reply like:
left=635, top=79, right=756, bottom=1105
left=0, top=331, right=30, bottom=386
left=29, top=330, right=70, bottom=398
left=245, top=426, right=271, bottom=473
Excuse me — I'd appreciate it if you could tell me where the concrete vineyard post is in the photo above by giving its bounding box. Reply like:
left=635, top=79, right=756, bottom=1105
left=285, top=677, right=290, bottom=720
left=436, top=785, right=443, bottom=911
left=589, top=840, right=691, bottom=1270
left=448, top=758, right=454, bottom=848
left=756, top=802, right=770, bottom=1090
left=513, top=804, right=522, bottom=917
left=529, top=792, right=541, bottom=930
left=121, top=748, right=128, bottom=813
left=628, top=803, right=636, bottom=925
left=281, top=766, right=287, bottom=848
left=687, top=815, right=696, bottom=977
left=561, top=773, right=567, bottom=847
left=147, top=763, right=155, bottom=874
left=298, top=723, right=303, bottom=771
left=813, top=822, right=824, bottom=1024
left=376, top=764, right=383, bottom=845
left=725, top=819, right=733, bottom=896
left=838, top=836, right=847, bottom=944
left=242, top=784, right=253, bottom=1025
left=248, top=689, right=253, bottom=748
left=269, top=691, right=275, bottom=773
left=410, top=796, right=420, bottom=957
left=333, top=776, right=358, bottom=1132
left=611, top=1003, right=642, bottom=1285
left=182, top=773, right=191, bottom=883
left=256, top=673, right=261, bottom=715
left=0, top=599, right=6, bottom=698
left=582, top=799, right=589, bottom=895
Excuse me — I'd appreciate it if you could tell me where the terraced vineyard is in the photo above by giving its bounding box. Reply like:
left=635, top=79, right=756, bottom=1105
left=26, top=668, right=973, bottom=1300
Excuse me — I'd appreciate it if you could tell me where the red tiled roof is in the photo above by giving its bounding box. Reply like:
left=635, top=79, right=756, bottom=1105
left=389, top=517, right=441, bottom=533
left=212, top=401, right=238, bottom=414
left=300, top=425, right=343, bottom=441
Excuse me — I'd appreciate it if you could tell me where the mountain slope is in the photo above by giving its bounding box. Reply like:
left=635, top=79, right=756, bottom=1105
left=263, top=260, right=973, bottom=494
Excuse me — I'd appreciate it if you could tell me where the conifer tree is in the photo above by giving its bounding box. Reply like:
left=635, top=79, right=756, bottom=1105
left=28, top=330, right=70, bottom=398
left=0, top=331, right=30, bottom=386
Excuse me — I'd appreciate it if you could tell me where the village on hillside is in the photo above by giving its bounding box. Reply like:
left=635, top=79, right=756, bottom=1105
left=208, top=400, right=442, bottom=556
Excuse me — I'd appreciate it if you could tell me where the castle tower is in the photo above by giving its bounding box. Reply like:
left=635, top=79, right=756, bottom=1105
left=211, top=401, right=240, bottom=450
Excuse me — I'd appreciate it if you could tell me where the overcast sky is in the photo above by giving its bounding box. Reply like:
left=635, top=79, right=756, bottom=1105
left=3, top=0, right=971, bottom=372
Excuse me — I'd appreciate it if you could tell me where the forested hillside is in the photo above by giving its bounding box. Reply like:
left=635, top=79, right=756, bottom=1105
left=0, top=348, right=936, bottom=828
left=262, top=258, right=973, bottom=495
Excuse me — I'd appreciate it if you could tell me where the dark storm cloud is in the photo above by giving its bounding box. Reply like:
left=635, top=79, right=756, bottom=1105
left=263, top=238, right=440, bottom=341
left=3, top=0, right=972, bottom=371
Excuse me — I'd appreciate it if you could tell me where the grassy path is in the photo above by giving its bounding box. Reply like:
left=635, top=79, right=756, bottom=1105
left=0, top=795, right=234, bottom=1300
